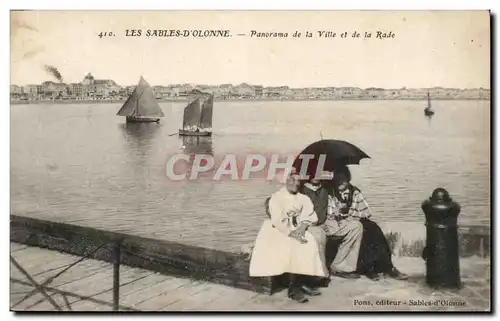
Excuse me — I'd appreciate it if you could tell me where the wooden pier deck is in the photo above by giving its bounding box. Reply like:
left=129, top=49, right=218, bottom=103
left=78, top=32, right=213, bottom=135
left=10, top=243, right=490, bottom=312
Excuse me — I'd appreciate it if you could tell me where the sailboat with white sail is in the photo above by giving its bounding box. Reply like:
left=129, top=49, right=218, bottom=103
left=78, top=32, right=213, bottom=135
left=117, top=76, right=165, bottom=123
left=178, top=94, right=213, bottom=136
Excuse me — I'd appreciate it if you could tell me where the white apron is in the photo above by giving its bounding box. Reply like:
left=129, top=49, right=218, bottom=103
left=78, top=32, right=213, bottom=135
left=249, top=220, right=328, bottom=277
left=249, top=188, right=328, bottom=277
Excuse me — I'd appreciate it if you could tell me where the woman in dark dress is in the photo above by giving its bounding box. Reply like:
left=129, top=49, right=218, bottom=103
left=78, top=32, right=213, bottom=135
left=329, top=166, right=408, bottom=281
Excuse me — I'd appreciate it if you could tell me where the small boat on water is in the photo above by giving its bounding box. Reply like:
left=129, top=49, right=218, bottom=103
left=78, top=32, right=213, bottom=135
left=424, top=91, right=435, bottom=117
left=179, top=94, right=213, bottom=136
left=117, top=76, right=165, bottom=123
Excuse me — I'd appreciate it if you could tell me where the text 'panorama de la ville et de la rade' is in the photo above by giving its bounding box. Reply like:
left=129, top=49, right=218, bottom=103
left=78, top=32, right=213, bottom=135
left=102, top=29, right=396, bottom=39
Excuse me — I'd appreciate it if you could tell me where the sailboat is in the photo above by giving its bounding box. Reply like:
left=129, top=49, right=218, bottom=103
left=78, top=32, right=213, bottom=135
left=178, top=94, right=213, bottom=136
left=424, top=91, right=435, bottom=117
left=117, top=76, right=165, bottom=123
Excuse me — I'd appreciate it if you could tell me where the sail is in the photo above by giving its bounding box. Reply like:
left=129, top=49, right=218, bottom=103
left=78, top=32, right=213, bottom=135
left=183, top=98, right=202, bottom=128
left=427, top=92, right=432, bottom=109
left=117, top=77, right=165, bottom=117
left=199, top=95, right=214, bottom=129
left=116, top=92, right=137, bottom=117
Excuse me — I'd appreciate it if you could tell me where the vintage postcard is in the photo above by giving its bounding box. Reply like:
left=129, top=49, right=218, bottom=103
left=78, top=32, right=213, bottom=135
left=10, top=10, right=490, bottom=312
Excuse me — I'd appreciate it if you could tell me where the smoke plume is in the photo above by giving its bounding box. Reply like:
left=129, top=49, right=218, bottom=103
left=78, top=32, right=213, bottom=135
left=43, top=65, right=63, bottom=82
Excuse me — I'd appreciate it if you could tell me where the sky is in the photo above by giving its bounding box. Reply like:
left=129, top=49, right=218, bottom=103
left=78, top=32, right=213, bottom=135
left=10, top=10, right=490, bottom=88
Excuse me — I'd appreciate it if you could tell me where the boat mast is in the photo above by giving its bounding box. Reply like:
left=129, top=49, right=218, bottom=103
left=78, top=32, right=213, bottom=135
left=197, top=98, right=203, bottom=129
left=136, top=94, right=139, bottom=117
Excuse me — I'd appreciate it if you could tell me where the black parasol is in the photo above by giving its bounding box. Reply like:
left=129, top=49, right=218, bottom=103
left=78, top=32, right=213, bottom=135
left=292, top=139, right=370, bottom=177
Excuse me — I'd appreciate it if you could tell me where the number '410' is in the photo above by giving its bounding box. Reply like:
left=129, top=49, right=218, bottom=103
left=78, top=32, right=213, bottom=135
left=98, top=32, right=115, bottom=38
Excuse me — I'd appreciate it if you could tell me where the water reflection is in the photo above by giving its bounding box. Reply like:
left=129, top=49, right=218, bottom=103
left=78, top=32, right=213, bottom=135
left=119, top=122, right=162, bottom=173
left=121, top=122, right=161, bottom=148
left=426, top=114, right=433, bottom=126
left=86, top=105, right=92, bottom=121
left=178, top=136, right=214, bottom=179
left=180, top=136, right=213, bottom=156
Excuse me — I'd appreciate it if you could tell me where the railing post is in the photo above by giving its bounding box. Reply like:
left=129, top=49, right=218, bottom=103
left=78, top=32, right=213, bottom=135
left=113, top=241, right=121, bottom=311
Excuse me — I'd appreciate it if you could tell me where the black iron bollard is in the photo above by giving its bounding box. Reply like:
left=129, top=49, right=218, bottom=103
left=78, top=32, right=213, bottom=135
left=421, top=188, right=461, bottom=289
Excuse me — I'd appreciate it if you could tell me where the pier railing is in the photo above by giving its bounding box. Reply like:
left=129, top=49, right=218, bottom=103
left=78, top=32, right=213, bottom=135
left=10, top=215, right=275, bottom=295
left=12, top=234, right=251, bottom=311
left=10, top=240, right=171, bottom=311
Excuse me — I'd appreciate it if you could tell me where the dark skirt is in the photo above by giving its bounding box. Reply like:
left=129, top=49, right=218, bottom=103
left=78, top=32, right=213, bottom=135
left=356, top=218, right=394, bottom=275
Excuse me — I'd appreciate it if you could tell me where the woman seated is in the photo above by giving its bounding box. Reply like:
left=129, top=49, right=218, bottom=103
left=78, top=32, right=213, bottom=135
left=329, top=166, right=408, bottom=281
left=249, top=171, right=329, bottom=303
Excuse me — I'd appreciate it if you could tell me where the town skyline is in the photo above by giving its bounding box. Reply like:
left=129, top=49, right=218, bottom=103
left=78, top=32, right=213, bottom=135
left=11, top=72, right=490, bottom=102
left=10, top=73, right=491, bottom=90
left=10, top=76, right=491, bottom=90
left=11, top=65, right=491, bottom=91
